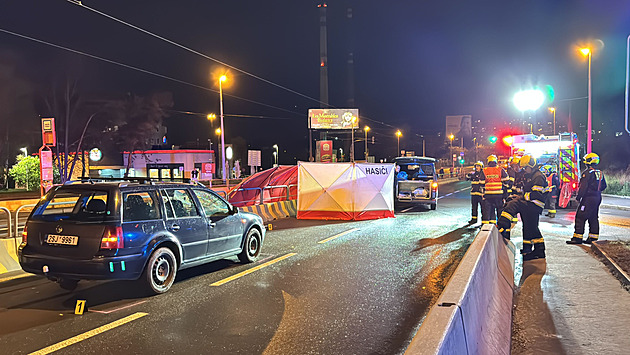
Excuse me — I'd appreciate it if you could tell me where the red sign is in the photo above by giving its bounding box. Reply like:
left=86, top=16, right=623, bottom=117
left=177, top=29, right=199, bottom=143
left=39, top=148, right=54, bottom=196
left=319, top=140, right=333, bottom=162
left=41, top=118, right=56, bottom=146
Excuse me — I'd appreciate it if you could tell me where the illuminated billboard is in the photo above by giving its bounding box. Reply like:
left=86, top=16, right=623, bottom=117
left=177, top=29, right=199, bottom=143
left=308, top=109, right=359, bottom=130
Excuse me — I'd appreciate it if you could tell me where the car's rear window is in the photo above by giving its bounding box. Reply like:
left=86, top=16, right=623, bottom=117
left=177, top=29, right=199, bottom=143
left=31, top=189, right=110, bottom=222
left=397, top=163, right=436, bottom=180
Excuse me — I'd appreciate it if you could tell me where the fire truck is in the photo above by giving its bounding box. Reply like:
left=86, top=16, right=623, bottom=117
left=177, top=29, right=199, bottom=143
left=504, top=132, right=581, bottom=208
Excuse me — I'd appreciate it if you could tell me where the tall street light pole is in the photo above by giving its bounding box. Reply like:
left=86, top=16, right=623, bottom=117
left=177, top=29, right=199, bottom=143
left=396, top=130, right=402, bottom=157
left=449, top=134, right=455, bottom=171
left=273, top=144, right=278, bottom=166
left=580, top=47, right=592, bottom=153
left=364, top=126, right=370, bottom=161
left=219, top=75, right=227, bottom=183
left=548, top=107, right=556, bottom=135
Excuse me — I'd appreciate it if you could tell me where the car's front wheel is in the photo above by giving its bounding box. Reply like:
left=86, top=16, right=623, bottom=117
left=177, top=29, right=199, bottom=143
left=142, top=247, right=177, bottom=294
left=238, top=228, right=262, bottom=263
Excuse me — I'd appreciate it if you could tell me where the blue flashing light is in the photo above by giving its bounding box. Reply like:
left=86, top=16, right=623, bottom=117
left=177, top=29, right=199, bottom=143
left=109, top=262, right=114, bottom=273
left=121, top=261, right=126, bottom=272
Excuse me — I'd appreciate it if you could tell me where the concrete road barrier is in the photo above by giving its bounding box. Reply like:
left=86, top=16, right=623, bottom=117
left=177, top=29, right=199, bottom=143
left=405, top=224, right=515, bottom=355
left=0, top=237, right=22, bottom=275
left=239, top=200, right=297, bottom=223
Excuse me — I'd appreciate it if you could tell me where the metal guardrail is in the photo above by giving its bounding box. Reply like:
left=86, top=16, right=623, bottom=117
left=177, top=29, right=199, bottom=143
left=229, top=183, right=298, bottom=206
left=15, top=204, right=36, bottom=237
left=0, top=207, right=11, bottom=239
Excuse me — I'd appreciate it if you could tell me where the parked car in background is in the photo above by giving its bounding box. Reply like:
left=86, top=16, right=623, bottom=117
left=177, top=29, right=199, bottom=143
left=18, top=178, right=265, bottom=294
left=393, top=156, right=439, bottom=210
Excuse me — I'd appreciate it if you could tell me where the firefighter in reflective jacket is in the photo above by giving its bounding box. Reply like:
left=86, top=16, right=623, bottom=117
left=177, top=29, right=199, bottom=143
left=468, top=161, right=485, bottom=224
left=543, top=165, right=560, bottom=218
left=482, top=155, right=509, bottom=224
left=567, top=152, right=607, bottom=245
left=497, top=155, right=549, bottom=260
left=504, top=156, right=522, bottom=224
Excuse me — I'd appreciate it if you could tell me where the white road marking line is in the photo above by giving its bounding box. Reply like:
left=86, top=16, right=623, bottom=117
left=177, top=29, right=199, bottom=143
left=401, top=207, right=414, bottom=213
left=438, top=186, right=470, bottom=199
left=317, top=228, right=360, bottom=244
left=28, top=312, right=148, bottom=355
left=211, top=253, right=296, bottom=286
left=89, top=300, right=147, bottom=314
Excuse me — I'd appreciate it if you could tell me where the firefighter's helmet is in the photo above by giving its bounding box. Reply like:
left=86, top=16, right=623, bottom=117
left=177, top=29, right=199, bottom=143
left=583, top=152, right=600, bottom=166
left=487, top=155, right=498, bottom=163
left=519, top=154, right=537, bottom=169
left=511, top=156, right=521, bottom=166
left=474, top=161, right=484, bottom=168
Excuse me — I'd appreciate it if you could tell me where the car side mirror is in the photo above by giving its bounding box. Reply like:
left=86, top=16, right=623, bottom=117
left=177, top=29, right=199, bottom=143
left=231, top=205, right=238, bottom=214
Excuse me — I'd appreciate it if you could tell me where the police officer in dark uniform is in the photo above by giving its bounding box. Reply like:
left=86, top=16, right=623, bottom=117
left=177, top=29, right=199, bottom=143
left=497, top=154, right=549, bottom=260
left=567, top=152, right=607, bottom=245
left=543, top=165, right=560, bottom=218
left=468, top=161, right=485, bottom=224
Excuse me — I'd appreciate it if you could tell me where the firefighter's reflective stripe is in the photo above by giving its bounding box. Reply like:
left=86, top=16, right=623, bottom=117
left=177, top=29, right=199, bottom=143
left=471, top=192, right=483, bottom=196
left=573, top=233, right=583, bottom=239
left=523, top=240, right=533, bottom=244
left=524, top=191, right=546, bottom=208
left=501, top=211, right=513, bottom=220
left=588, top=234, right=599, bottom=240
left=531, top=238, right=544, bottom=244
left=531, top=185, right=546, bottom=192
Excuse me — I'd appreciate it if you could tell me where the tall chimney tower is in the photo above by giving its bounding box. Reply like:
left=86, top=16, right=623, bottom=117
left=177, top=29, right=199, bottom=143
left=318, top=3, right=329, bottom=108
left=346, top=7, right=355, bottom=108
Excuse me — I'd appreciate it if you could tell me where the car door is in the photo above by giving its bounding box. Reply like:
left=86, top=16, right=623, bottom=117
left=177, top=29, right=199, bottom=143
left=192, top=189, right=243, bottom=255
left=161, top=188, right=208, bottom=262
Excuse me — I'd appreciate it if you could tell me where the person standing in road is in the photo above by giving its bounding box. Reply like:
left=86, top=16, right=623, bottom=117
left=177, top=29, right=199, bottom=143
left=497, top=155, right=549, bottom=260
left=468, top=161, right=485, bottom=224
left=567, top=153, right=607, bottom=245
left=542, top=165, right=560, bottom=218
left=482, top=155, right=509, bottom=224
left=505, top=156, right=522, bottom=224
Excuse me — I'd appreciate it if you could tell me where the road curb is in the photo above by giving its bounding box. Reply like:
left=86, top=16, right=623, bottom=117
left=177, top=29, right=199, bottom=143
left=600, top=204, right=630, bottom=211
left=591, top=241, right=630, bottom=287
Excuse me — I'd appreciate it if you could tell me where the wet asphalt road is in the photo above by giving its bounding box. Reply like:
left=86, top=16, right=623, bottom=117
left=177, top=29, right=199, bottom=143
left=0, top=181, right=477, bottom=354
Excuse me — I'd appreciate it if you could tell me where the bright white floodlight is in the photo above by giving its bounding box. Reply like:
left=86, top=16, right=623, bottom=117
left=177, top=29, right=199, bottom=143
left=513, top=89, right=545, bottom=111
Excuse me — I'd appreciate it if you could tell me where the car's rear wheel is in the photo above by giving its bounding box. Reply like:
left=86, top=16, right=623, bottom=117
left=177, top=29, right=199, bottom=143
left=238, top=228, right=262, bottom=263
left=430, top=203, right=437, bottom=210
left=142, top=247, right=177, bottom=294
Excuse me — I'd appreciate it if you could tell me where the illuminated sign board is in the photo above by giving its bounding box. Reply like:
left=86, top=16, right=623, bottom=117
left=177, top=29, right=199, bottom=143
left=308, top=109, right=359, bottom=130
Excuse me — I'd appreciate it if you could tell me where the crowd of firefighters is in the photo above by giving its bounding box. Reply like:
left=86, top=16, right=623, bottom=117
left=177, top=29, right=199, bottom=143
left=468, top=151, right=607, bottom=261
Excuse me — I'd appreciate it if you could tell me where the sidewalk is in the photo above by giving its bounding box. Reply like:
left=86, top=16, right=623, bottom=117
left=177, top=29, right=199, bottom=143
left=511, top=198, right=630, bottom=354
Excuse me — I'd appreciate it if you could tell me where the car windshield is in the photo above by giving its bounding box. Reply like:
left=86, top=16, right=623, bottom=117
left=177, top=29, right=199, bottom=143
left=31, top=188, right=110, bottom=222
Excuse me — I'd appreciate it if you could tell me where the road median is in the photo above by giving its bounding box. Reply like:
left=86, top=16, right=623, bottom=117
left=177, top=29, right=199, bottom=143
left=405, top=224, right=515, bottom=355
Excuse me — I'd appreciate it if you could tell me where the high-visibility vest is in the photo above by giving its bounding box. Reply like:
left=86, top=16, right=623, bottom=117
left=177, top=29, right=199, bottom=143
left=483, top=166, right=503, bottom=195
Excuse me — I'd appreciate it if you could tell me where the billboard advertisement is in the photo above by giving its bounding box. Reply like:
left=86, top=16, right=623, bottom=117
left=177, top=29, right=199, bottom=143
left=445, top=115, right=472, bottom=141
left=308, top=109, right=359, bottom=130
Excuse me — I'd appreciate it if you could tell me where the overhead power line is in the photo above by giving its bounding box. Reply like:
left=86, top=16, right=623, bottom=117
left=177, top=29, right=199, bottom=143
left=0, top=27, right=304, bottom=118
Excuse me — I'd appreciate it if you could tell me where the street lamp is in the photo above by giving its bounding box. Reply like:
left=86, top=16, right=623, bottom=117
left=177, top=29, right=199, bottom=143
left=207, top=113, right=216, bottom=127
left=339, top=147, right=343, bottom=161
left=396, top=130, right=402, bottom=157
left=548, top=107, right=556, bottom=135
left=449, top=134, right=455, bottom=170
left=364, top=126, right=370, bottom=161
left=580, top=47, right=593, bottom=153
left=272, top=144, right=278, bottom=166
left=219, top=74, right=227, bottom=183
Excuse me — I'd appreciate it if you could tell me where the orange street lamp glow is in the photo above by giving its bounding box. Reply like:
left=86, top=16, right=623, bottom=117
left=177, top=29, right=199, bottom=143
left=220, top=75, right=227, bottom=82
left=449, top=134, right=454, bottom=141
left=548, top=107, right=555, bottom=113
left=215, top=128, right=221, bottom=135
left=580, top=47, right=591, bottom=56
left=396, top=130, right=402, bottom=138
left=207, top=113, right=216, bottom=120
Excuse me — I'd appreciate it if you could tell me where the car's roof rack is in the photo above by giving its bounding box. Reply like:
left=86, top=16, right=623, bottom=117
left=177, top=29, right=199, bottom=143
left=65, top=176, right=193, bottom=185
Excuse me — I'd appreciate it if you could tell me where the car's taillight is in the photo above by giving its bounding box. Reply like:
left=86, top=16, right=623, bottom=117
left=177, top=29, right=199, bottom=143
left=432, top=182, right=438, bottom=189
left=100, top=226, right=124, bottom=249
left=22, top=225, right=28, bottom=244
left=572, top=183, right=577, bottom=189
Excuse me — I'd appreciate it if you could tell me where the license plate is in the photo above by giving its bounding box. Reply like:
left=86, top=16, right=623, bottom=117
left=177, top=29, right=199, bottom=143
left=46, top=234, right=79, bottom=246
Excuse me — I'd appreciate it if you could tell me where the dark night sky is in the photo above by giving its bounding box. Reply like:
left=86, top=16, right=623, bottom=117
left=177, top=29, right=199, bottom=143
left=1, top=0, right=629, bottom=164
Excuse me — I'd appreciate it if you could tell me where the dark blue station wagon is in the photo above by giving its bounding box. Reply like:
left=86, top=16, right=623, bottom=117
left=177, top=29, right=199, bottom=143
left=19, top=180, right=266, bottom=294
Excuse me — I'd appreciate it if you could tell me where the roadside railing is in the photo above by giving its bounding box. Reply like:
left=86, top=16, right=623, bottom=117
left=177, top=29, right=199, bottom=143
left=15, top=204, right=36, bottom=237
left=0, top=207, right=11, bottom=239
left=229, top=184, right=297, bottom=206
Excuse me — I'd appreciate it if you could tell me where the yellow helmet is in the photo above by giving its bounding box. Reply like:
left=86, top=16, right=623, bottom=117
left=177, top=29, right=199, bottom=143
left=511, top=156, right=521, bottom=166
left=487, top=155, right=498, bottom=163
left=519, top=154, right=537, bottom=169
left=583, top=152, right=600, bottom=165
left=474, top=161, right=484, bottom=168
